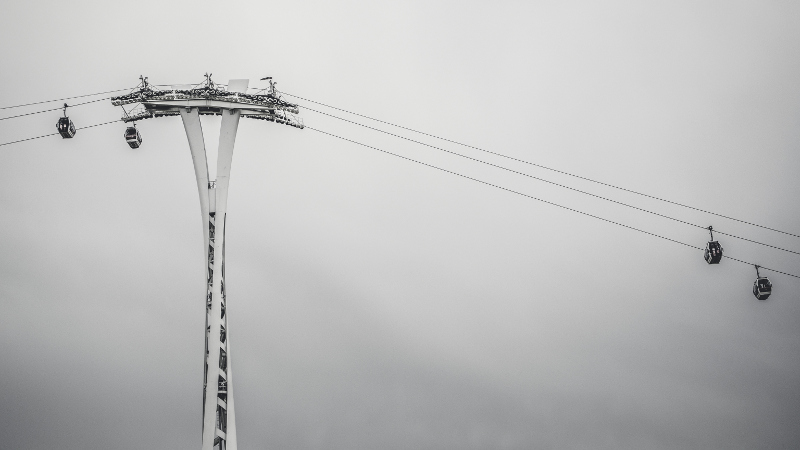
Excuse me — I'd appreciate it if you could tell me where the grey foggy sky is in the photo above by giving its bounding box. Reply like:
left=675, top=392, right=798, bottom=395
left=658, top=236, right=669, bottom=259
left=1, top=1, right=799, bottom=449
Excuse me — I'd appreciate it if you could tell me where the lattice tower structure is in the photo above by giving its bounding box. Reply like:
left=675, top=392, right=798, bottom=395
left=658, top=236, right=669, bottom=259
left=112, top=78, right=302, bottom=450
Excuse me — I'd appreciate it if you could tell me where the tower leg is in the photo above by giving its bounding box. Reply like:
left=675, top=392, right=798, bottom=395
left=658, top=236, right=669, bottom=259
left=179, top=108, right=214, bottom=434
left=186, top=79, right=248, bottom=450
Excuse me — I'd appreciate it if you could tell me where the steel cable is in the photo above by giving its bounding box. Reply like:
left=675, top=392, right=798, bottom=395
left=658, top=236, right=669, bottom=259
left=284, top=91, right=800, bottom=239
left=0, top=97, right=109, bottom=121
left=301, top=105, right=800, bottom=256
left=0, top=88, right=131, bottom=110
left=0, top=119, right=121, bottom=147
left=306, top=125, right=799, bottom=279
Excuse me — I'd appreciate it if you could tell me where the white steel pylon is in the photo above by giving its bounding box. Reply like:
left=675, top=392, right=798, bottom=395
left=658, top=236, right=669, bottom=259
left=112, top=76, right=303, bottom=450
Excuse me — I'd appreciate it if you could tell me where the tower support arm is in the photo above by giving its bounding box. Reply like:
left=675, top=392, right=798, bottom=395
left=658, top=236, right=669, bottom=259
left=180, top=109, right=211, bottom=245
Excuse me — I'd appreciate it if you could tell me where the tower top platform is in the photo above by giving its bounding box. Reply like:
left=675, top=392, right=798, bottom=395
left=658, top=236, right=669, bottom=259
left=111, top=75, right=303, bottom=128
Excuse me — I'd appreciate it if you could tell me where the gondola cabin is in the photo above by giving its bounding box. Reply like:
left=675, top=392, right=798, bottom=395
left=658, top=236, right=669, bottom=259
left=704, top=240, right=723, bottom=264
left=125, top=126, right=142, bottom=149
left=753, top=277, right=772, bottom=300
left=57, top=116, right=76, bottom=138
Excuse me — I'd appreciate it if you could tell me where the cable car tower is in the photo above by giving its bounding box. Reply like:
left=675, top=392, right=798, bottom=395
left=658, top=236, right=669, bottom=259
left=112, top=74, right=303, bottom=450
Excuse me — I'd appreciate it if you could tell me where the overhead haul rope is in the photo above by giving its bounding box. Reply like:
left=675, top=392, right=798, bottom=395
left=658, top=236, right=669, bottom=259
left=0, top=119, right=122, bottom=147
left=283, top=91, right=799, bottom=239
left=0, top=88, right=794, bottom=255
left=0, top=88, right=131, bottom=110
left=0, top=97, right=792, bottom=278
left=306, top=125, right=800, bottom=280
left=300, top=105, right=800, bottom=257
left=0, top=97, right=109, bottom=121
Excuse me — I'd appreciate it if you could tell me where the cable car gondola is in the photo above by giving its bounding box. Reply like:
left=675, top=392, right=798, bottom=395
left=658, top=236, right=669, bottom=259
left=125, top=124, right=142, bottom=149
left=703, top=226, right=723, bottom=264
left=56, top=103, right=76, bottom=138
left=753, top=265, right=772, bottom=300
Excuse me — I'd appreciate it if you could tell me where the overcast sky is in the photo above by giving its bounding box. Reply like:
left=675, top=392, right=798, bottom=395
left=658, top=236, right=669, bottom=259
left=1, top=1, right=799, bottom=449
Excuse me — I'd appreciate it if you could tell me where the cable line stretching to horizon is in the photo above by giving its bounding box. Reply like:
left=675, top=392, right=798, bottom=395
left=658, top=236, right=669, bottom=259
left=0, top=97, right=109, bottom=121
left=0, top=86, right=795, bottom=255
left=0, top=109, right=793, bottom=279
left=283, top=91, right=799, bottom=239
left=300, top=105, right=800, bottom=256
left=306, top=125, right=799, bottom=280
left=0, top=88, right=131, bottom=110
left=0, top=103, right=796, bottom=258
left=0, top=119, right=121, bottom=147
